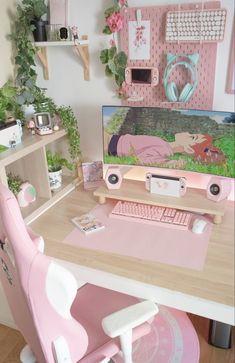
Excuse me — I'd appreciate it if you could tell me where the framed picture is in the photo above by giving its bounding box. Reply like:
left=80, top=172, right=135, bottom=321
left=226, top=22, right=235, bottom=94
left=82, top=161, right=103, bottom=190
left=128, top=20, right=150, bottom=60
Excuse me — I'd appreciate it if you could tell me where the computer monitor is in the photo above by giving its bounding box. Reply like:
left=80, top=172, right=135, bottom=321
left=102, top=106, right=235, bottom=179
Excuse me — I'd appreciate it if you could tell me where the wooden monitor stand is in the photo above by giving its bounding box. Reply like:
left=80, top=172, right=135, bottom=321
left=94, top=179, right=227, bottom=224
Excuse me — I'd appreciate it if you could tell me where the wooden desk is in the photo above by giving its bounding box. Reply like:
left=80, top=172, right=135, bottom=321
left=30, top=184, right=235, bottom=326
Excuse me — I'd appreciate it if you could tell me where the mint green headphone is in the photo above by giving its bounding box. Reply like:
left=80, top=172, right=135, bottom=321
left=163, top=53, right=199, bottom=103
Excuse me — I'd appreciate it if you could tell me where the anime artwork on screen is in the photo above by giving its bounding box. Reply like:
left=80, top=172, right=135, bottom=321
left=103, top=106, right=235, bottom=178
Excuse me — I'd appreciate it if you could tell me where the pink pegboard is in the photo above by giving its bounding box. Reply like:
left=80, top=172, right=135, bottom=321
left=120, top=2, right=221, bottom=110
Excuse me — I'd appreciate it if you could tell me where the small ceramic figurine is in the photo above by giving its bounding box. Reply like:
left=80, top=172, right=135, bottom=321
left=71, top=26, right=79, bottom=40
left=27, top=120, right=36, bottom=135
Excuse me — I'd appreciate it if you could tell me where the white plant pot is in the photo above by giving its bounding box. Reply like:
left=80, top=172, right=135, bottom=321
left=49, top=170, right=62, bottom=190
left=17, top=182, right=37, bottom=208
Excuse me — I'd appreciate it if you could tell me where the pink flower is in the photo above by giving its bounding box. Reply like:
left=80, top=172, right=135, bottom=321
left=119, top=0, right=127, bottom=7
left=106, top=12, right=123, bottom=33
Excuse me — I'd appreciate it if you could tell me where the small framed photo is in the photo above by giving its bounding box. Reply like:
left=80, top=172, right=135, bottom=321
left=82, top=161, right=103, bottom=190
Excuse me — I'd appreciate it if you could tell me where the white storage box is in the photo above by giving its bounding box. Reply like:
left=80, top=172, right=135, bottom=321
left=0, top=120, right=22, bottom=148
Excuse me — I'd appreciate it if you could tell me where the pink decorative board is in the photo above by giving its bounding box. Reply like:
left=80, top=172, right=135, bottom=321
left=64, top=201, right=212, bottom=271
left=120, top=2, right=221, bottom=109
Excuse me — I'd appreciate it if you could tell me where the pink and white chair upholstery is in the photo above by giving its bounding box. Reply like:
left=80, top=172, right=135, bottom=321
left=0, top=182, right=200, bottom=363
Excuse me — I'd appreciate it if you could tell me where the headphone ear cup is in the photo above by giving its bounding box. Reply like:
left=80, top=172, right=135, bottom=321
left=166, top=82, right=178, bottom=102
left=179, top=83, right=194, bottom=102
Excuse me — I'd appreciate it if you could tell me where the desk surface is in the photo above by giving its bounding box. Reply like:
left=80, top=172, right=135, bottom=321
left=30, top=184, right=235, bottom=325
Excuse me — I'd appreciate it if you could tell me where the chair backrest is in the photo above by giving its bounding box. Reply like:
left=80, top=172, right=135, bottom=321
left=0, top=183, right=88, bottom=362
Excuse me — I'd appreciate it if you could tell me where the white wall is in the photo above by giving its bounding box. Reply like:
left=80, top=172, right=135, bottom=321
left=0, top=0, right=16, bottom=86
left=36, top=0, right=235, bottom=162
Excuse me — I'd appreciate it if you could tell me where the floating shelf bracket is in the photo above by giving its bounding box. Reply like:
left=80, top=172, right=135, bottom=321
left=36, top=46, right=49, bottom=80
left=73, top=36, right=90, bottom=80
left=35, top=35, right=90, bottom=81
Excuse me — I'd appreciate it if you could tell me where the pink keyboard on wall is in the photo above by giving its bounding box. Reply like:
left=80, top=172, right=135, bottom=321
left=110, top=200, right=192, bottom=230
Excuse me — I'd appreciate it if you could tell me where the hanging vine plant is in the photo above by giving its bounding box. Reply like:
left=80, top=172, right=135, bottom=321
left=9, top=1, right=47, bottom=105
left=100, top=0, right=128, bottom=97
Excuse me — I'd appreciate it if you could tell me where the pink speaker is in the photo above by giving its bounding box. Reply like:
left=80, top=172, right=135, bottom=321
left=206, top=177, right=231, bottom=202
left=105, top=166, right=122, bottom=190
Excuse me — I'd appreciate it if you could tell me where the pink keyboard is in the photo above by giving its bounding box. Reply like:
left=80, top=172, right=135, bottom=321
left=110, top=200, right=192, bottom=230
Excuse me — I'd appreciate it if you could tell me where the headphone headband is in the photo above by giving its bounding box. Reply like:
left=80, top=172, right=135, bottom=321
left=163, top=53, right=199, bottom=102
left=163, top=61, right=196, bottom=87
left=163, top=54, right=199, bottom=88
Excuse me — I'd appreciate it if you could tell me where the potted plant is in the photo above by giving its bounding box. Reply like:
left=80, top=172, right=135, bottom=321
left=7, top=173, right=23, bottom=196
left=46, top=150, right=73, bottom=190
left=0, top=82, right=24, bottom=148
left=7, top=173, right=37, bottom=207
left=22, top=0, right=48, bottom=42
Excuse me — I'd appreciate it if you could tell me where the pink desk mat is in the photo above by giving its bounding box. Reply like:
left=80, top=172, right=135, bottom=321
left=64, top=202, right=212, bottom=271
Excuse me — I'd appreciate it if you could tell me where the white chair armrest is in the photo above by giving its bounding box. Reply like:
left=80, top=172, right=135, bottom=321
left=102, top=300, right=158, bottom=338
left=26, top=226, right=45, bottom=252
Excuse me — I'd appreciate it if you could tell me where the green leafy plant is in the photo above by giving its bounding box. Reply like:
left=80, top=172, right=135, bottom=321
left=100, top=46, right=127, bottom=88
left=46, top=150, right=73, bottom=173
left=21, top=0, right=47, bottom=21
left=0, top=81, right=24, bottom=123
left=56, top=106, right=81, bottom=162
left=7, top=173, right=24, bottom=195
left=9, top=1, right=46, bottom=106
left=33, top=89, right=58, bottom=116
left=0, top=81, right=16, bottom=121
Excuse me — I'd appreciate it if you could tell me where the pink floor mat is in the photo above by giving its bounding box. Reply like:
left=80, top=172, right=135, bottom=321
left=64, top=201, right=212, bottom=271
left=112, top=306, right=200, bottom=363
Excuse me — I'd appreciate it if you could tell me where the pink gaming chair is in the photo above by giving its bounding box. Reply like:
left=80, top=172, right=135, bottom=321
left=0, top=182, right=158, bottom=363
left=0, top=182, right=200, bottom=363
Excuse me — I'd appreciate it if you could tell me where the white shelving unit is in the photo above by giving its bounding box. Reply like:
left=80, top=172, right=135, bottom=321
left=0, top=129, right=78, bottom=223
left=34, top=36, right=90, bottom=80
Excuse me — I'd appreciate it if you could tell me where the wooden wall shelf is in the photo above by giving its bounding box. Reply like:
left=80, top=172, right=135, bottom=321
left=35, top=35, right=90, bottom=81
left=94, top=179, right=227, bottom=224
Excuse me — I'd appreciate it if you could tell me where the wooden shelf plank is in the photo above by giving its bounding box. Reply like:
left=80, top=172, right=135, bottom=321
left=35, top=40, right=89, bottom=47
left=0, top=129, right=67, bottom=167
left=94, top=179, right=227, bottom=224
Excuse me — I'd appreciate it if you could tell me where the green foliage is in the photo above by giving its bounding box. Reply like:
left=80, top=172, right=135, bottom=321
left=104, top=107, right=129, bottom=134
left=0, top=81, right=23, bottom=123
left=104, top=154, right=138, bottom=165
left=0, top=145, right=8, bottom=153
left=100, top=46, right=127, bottom=87
left=7, top=173, right=24, bottom=195
left=0, top=81, right=16, bottom=121
left=9, top=2, right=44, bottom=106
left=56, top=106, right=81, bottom=162
left=46, top=150, right=73, bottom=173
left=33, top=89, right=58, bottom=116
left=22, top=0, right=47, bottom=20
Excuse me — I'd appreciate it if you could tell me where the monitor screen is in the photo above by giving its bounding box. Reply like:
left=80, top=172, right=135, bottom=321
left=34, top=113, right=52, bottom=128
left=102, top=106, right=235, bottom=178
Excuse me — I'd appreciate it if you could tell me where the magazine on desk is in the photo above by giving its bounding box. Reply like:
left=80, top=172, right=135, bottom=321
left=72, top=213, right=105, bottom=235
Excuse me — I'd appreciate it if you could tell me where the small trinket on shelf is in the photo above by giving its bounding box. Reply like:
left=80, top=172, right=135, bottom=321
left=27, top=120, right=36, bottom=135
